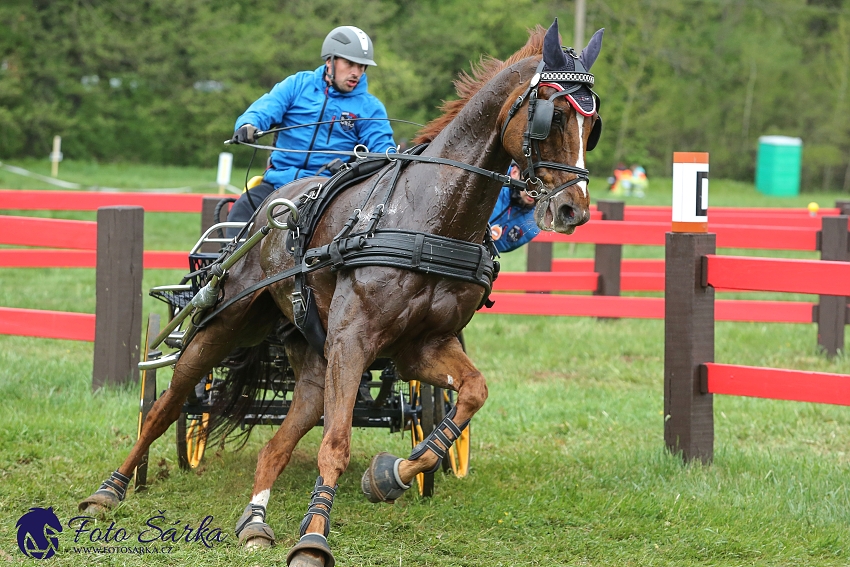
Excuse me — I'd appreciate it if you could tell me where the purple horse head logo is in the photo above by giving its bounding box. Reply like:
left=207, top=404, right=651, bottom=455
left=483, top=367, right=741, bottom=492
left=16, top=507, right=63, bottom=560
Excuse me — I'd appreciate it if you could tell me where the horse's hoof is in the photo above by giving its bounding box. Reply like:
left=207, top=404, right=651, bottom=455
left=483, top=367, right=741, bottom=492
left=237, top=522, right=276, bottom=547
left=361, top=452, right=409, bottom=503
left=287, top=534, right=334, bottom=567
left=244, top=535, right=274, bottom=550
left=288, top=550, right=326, bottom=567
left=78, top=490, right=120, bottom=514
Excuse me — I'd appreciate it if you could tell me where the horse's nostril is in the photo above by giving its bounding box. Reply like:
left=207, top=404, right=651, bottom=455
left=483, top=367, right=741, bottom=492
left=557, top=204, right=577, bottom=225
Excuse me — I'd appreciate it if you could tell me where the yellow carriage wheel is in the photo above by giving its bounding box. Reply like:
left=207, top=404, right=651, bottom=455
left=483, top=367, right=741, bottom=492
left=440, top=389, right=471, bottom=478
left=176, top=374, right=212, bottom=470
left=409, top=380, right=436, bottom=497
left=135, top=313, right=160, bottom=490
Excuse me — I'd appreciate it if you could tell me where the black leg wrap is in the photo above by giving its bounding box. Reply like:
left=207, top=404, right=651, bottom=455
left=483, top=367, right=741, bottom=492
left=299, top=476, right=337, bottom=538
left=99, top=470, right=132, bottom=501
left=409, top=406, right=469, bottom=474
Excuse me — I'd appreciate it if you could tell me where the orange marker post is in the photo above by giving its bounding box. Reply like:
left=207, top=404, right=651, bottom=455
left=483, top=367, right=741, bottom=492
left=672, top=152, right=709, bottom=233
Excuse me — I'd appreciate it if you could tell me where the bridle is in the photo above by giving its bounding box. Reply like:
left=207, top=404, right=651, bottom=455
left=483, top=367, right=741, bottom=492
left=499, top=55, right=602, bottom=202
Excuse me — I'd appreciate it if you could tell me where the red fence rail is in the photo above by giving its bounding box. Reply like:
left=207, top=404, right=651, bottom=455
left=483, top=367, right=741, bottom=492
left=0, top=190, right=217, bottom=212
left=0, top=307, right=95, bottom=341
left=0, top=215, right=187, bottom=269
left=534, top=220, right=819, bottom=250
left=701, top=363, right=850, bottom=406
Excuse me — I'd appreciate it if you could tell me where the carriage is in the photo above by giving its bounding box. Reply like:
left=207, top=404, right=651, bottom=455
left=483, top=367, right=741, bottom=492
left=79, top=19, right=603, bottom=565
left=133, top=209, right=470, bottom=497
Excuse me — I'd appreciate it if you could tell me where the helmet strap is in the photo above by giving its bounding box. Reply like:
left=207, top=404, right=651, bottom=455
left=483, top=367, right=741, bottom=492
left=325, top=55, right=336, bottom=87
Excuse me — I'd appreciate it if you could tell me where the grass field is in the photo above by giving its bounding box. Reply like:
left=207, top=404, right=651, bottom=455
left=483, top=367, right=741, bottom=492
left=1, top=162, right=850, bottom=566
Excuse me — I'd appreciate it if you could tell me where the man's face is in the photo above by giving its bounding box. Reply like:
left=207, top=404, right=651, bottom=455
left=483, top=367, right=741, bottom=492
left=510, top=165, right=535, bottom=206
left=325, top=57, right=367, bottom=93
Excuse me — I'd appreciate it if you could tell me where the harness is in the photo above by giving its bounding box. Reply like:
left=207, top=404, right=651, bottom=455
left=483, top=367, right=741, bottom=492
left=198, top=146, right=500, bottom=354
left=199, top=55, right=603, bottom=355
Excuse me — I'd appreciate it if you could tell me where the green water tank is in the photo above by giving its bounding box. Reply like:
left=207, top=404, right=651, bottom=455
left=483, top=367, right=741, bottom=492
left=756, top=135, right=803, bottom=196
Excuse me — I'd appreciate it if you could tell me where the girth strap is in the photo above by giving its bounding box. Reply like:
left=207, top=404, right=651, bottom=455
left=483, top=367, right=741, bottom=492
left=304, top=229, right=496, bottom=292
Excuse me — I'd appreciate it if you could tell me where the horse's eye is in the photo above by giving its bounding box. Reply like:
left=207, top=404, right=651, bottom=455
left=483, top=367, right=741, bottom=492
left=552, top=111, right=563, bottom=124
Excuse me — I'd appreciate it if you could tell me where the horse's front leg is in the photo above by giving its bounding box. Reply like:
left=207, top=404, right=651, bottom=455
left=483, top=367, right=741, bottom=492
left=235, top=333, right=326, bottom=549
left=286, top=300, right=378, bottom=567
left=362, top=335, right=486, bottom=500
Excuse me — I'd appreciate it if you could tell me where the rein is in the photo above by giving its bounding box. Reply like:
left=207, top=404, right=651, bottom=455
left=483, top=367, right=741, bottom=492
left=229, top=141, right=532, bottom=193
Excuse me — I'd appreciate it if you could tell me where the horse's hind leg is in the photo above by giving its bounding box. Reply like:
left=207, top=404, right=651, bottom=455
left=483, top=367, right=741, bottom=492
left=79, top=298, right=278, bottom=514
left=235, top=333, right=326, bottom=549
left=362, top=335, right=486, bottom=501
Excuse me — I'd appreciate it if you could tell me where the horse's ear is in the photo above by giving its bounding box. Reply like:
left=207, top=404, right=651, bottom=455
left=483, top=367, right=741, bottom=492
left=543, top=18, right=568, bottom=70
left=579, top=29, right=604, bottom=71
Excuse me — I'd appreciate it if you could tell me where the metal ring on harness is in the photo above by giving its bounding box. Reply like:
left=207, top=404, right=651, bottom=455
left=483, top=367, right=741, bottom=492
left=526, top=177, right=545, bottom=198
left=385, top=146, right=399, bottom=163
left=266, top=198, right=299, bottom=230
left=353, top=144, right=369, bottom=160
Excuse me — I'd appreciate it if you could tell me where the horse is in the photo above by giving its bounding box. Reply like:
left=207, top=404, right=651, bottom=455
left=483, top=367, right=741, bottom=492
left=79, top=18, right=603, bottom=567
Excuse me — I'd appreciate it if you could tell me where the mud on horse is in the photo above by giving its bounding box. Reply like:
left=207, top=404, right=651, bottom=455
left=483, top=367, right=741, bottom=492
left=79, top=18, right=603, bottom=567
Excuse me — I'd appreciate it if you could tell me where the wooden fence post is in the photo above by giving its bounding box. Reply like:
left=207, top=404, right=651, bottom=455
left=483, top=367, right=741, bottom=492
left=593, top=200, right=624, bottom=297
left=664, top=231, right=715, bottom=463
left=200, top=196, right=229, bottom=253
left=526, top=241, right=553, bottom=272
left=836, top=200, right=850, bottom=216
left=816, top=215, right=849, bottom=358
left=92, top=206, right=144, bottom=391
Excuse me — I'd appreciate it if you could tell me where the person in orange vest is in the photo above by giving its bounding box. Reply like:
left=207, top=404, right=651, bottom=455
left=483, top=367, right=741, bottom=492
left=609, top=163, right=629, bottom=195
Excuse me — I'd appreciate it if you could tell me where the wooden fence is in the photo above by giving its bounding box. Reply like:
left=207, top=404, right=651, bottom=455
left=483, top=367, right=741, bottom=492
left=663, top=221, right=850, bottom=462
left=0, top=192, right=227, bottom=390
left=499, top=199, right=850, bottom=356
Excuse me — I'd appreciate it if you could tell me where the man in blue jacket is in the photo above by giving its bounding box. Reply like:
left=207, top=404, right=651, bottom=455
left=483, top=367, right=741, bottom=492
left=227, top=26, right=397, bottom=229
left=489, top=163, right=540, bottom=253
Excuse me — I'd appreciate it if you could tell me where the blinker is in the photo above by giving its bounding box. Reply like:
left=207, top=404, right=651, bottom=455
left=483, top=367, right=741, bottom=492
left=529, top=99, right=555, bottom=140
left=587, top=115, right=602, bottom=152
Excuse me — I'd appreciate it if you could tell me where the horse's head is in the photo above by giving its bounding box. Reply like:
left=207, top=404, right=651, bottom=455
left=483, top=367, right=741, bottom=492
left=500, top=19, right=603, bottom=235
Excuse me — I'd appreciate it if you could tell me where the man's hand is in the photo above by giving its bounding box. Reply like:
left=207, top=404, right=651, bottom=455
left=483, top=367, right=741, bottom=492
left=231, top=124, right=259, bottom=144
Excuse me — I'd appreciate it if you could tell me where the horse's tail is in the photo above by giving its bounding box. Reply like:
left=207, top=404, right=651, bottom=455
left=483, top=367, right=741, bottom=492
left=205, top=342, right=273, bottom=449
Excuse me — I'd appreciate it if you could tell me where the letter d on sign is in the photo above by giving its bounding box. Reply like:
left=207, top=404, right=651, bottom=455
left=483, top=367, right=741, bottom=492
left=671, top=152, right=709, bottom=233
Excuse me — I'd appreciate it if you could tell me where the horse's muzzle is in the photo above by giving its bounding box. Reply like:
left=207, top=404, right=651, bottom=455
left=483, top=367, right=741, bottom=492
left=534, top=194, right=590, bottom=235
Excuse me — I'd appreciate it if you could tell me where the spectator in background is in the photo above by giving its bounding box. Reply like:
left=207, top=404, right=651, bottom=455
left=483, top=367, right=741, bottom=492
left=489, top=162, right=539, bottom=253
left=609, top=162, right=629, bottom=195
left=630, top=164, right=647, bottom=198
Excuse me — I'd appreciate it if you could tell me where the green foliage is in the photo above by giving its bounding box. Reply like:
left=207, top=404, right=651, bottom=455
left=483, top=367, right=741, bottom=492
left=1, top=0, right=849, bottom=189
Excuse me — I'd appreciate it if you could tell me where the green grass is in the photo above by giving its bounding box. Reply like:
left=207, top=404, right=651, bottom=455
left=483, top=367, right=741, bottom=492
left=0, top=158, right=218, bottom=192
left=1, top=163, right=850, bottom=565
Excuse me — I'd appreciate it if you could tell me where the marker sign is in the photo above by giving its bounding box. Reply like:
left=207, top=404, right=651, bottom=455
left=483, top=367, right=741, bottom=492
left=672, top=152, right=709, bottom=233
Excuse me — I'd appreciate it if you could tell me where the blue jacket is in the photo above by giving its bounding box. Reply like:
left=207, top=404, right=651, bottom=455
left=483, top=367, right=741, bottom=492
left=235, top=66, right=397, bottom=189
left=488, top=186, right=540, bottom=253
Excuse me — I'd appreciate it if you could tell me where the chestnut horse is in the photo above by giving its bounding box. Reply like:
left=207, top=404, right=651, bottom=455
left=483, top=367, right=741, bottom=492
left=79, top=18, right=603, bottom=567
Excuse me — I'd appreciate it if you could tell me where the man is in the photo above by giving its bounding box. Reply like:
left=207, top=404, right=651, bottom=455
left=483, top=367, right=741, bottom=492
left=227, top=26, right=397, bottom=230
left=489, top=163, right=539, bottom=253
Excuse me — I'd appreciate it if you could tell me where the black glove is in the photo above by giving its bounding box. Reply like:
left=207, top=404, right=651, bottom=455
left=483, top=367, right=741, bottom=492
left=231, top=124, right=258, bottom=144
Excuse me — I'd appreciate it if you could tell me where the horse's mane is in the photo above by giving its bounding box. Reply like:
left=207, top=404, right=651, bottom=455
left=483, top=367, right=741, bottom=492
left=412, top=26, right=546, bottom=144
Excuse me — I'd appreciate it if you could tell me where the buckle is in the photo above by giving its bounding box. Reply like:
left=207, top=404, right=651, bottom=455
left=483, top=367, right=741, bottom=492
left=291, top=291, right=307, bottom=328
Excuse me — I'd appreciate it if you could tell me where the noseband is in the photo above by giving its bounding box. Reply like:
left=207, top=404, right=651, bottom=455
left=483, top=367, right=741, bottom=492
left=500, top=57, right=602, bottom=202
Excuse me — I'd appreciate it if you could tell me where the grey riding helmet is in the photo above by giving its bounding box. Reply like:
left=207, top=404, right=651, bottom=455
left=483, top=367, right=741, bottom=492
left=321, top=26, right=377, bottom=66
